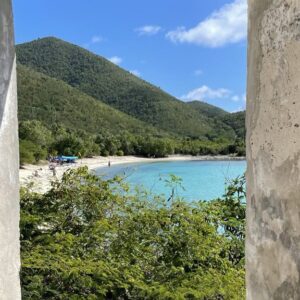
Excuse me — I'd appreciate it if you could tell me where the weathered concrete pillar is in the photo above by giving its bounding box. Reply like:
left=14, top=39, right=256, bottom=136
left=247, top=1, right=300, bottom=299
left=0, top=0, right=21, bottom=299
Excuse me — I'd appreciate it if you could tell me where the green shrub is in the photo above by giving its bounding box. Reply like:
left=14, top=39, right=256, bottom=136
left=19, top=120, right=53, bottom=147
left=19, top=140, right=36, bottom=165
left=20, top=168, right=246, bottom=299
left=116, top=150, right=124, bottom=156
left=101, top=150, right=110, bottom=157
left=19, top=140, right=47, bottom=165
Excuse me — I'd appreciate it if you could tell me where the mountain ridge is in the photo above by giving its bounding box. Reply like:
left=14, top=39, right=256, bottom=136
left=16, top=36, right=243, bottom=140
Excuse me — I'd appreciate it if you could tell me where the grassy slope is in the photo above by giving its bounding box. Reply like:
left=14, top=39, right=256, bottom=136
left=17, top=64, right=166, bottom=137
left=17, top=37, right=236, bottom=140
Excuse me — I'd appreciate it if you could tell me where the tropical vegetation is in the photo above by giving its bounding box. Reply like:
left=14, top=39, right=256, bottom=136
left=16, top=38, right=245, bottom=164
left=17, top=37, right=243, bottom=140
left=21, top=168, right=246, bottom=299
left=19, top=119, right=245, bottom=165
left=18, top=36, right=247, bottom=299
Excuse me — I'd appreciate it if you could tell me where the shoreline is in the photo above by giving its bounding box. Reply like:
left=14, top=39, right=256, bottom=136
left=20, top=155, right=246, bottom=194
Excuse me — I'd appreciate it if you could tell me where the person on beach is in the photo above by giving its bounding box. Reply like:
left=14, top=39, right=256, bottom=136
left=52, top=165, right=57, bottom=177
left=108, top=160, right=111, bottom=167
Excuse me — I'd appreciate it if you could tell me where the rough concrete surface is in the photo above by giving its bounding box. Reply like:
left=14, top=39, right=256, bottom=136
left=247, top=0, right=300, bottom=299
left=0, top=0, right=21, bottom=299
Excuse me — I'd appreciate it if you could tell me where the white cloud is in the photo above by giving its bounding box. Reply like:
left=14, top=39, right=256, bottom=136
left=166, top=0, right=247, bottom=47
left=231, top=93, right=247, bottom=102
left=242, top=93, right=246, bottom=102
left=231, top=106, right=245, bottom=113
left=231, top=95, right=240, bottom=102
left=109, top=56, right=122, bottom=65
left=182, top=85, right=231, bottom=101
left=194, top=69, right=203, bottom=76
left=130, top=70, right=141, bottom=77
left=91, top=35, right=103, bottom=44
left=136, top=25, right=162, bottom=36
left=83, top=35, right=104, bottom=48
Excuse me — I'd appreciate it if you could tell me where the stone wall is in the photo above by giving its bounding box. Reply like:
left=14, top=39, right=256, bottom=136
left=0, top=0, right=21, bottom=299
left=247, top=0, right=300, bottom=299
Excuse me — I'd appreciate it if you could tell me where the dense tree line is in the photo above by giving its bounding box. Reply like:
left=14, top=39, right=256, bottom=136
left=19, top=120, right=245, bottom=165
left=21, top=168, right=245, bottom=299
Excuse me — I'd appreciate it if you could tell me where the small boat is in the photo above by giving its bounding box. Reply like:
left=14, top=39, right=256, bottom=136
left=56, top=155, right=79, bottom=164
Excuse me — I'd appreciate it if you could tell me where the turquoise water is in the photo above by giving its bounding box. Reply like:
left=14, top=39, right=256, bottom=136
left=95, top=160, right=246, bottom=201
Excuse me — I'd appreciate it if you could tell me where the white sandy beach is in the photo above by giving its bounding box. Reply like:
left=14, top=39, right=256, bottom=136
left=19, top=155, right=245, bottom=194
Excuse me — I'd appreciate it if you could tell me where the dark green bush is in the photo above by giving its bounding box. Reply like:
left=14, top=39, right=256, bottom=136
left=20, top=168, right=246, bottom=299
left=20, top=140, right=47, bottom=165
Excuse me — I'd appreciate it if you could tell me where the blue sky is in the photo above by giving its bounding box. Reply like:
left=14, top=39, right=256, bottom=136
left=13, top=0, right=247, bottom=112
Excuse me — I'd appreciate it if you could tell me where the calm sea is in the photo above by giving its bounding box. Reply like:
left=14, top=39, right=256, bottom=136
left=95, top=160, right=246, bottom=201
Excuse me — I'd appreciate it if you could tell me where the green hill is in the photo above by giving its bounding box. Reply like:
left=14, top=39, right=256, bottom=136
left=17, top=64, right=164, bottom=137
left=187, top=100, right=228, bottom=119
left=188, top=101, right=245, bottom=139
left=17, top=37, right=236, bottom=140
left=221, top=111, right=246, bottom=139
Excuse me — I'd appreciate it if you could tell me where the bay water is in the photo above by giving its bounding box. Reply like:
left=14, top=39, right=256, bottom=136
left=95, top=160, right=246, bottom=201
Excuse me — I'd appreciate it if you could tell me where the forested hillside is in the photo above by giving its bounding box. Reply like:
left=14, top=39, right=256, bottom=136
left=222, top=111, right=246, bottom=139
left=17, top=37, right=240, bottom=140
left=188, top=101, right=246, bottom=139
left=16, top=37, right=246, bottom=163
left=18, top=64, right=164, bottom=137
left=187, top=100, right=228, bottom=119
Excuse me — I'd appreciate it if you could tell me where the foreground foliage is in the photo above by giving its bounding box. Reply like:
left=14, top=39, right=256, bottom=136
left=21, top=168, right=245, bottom=299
